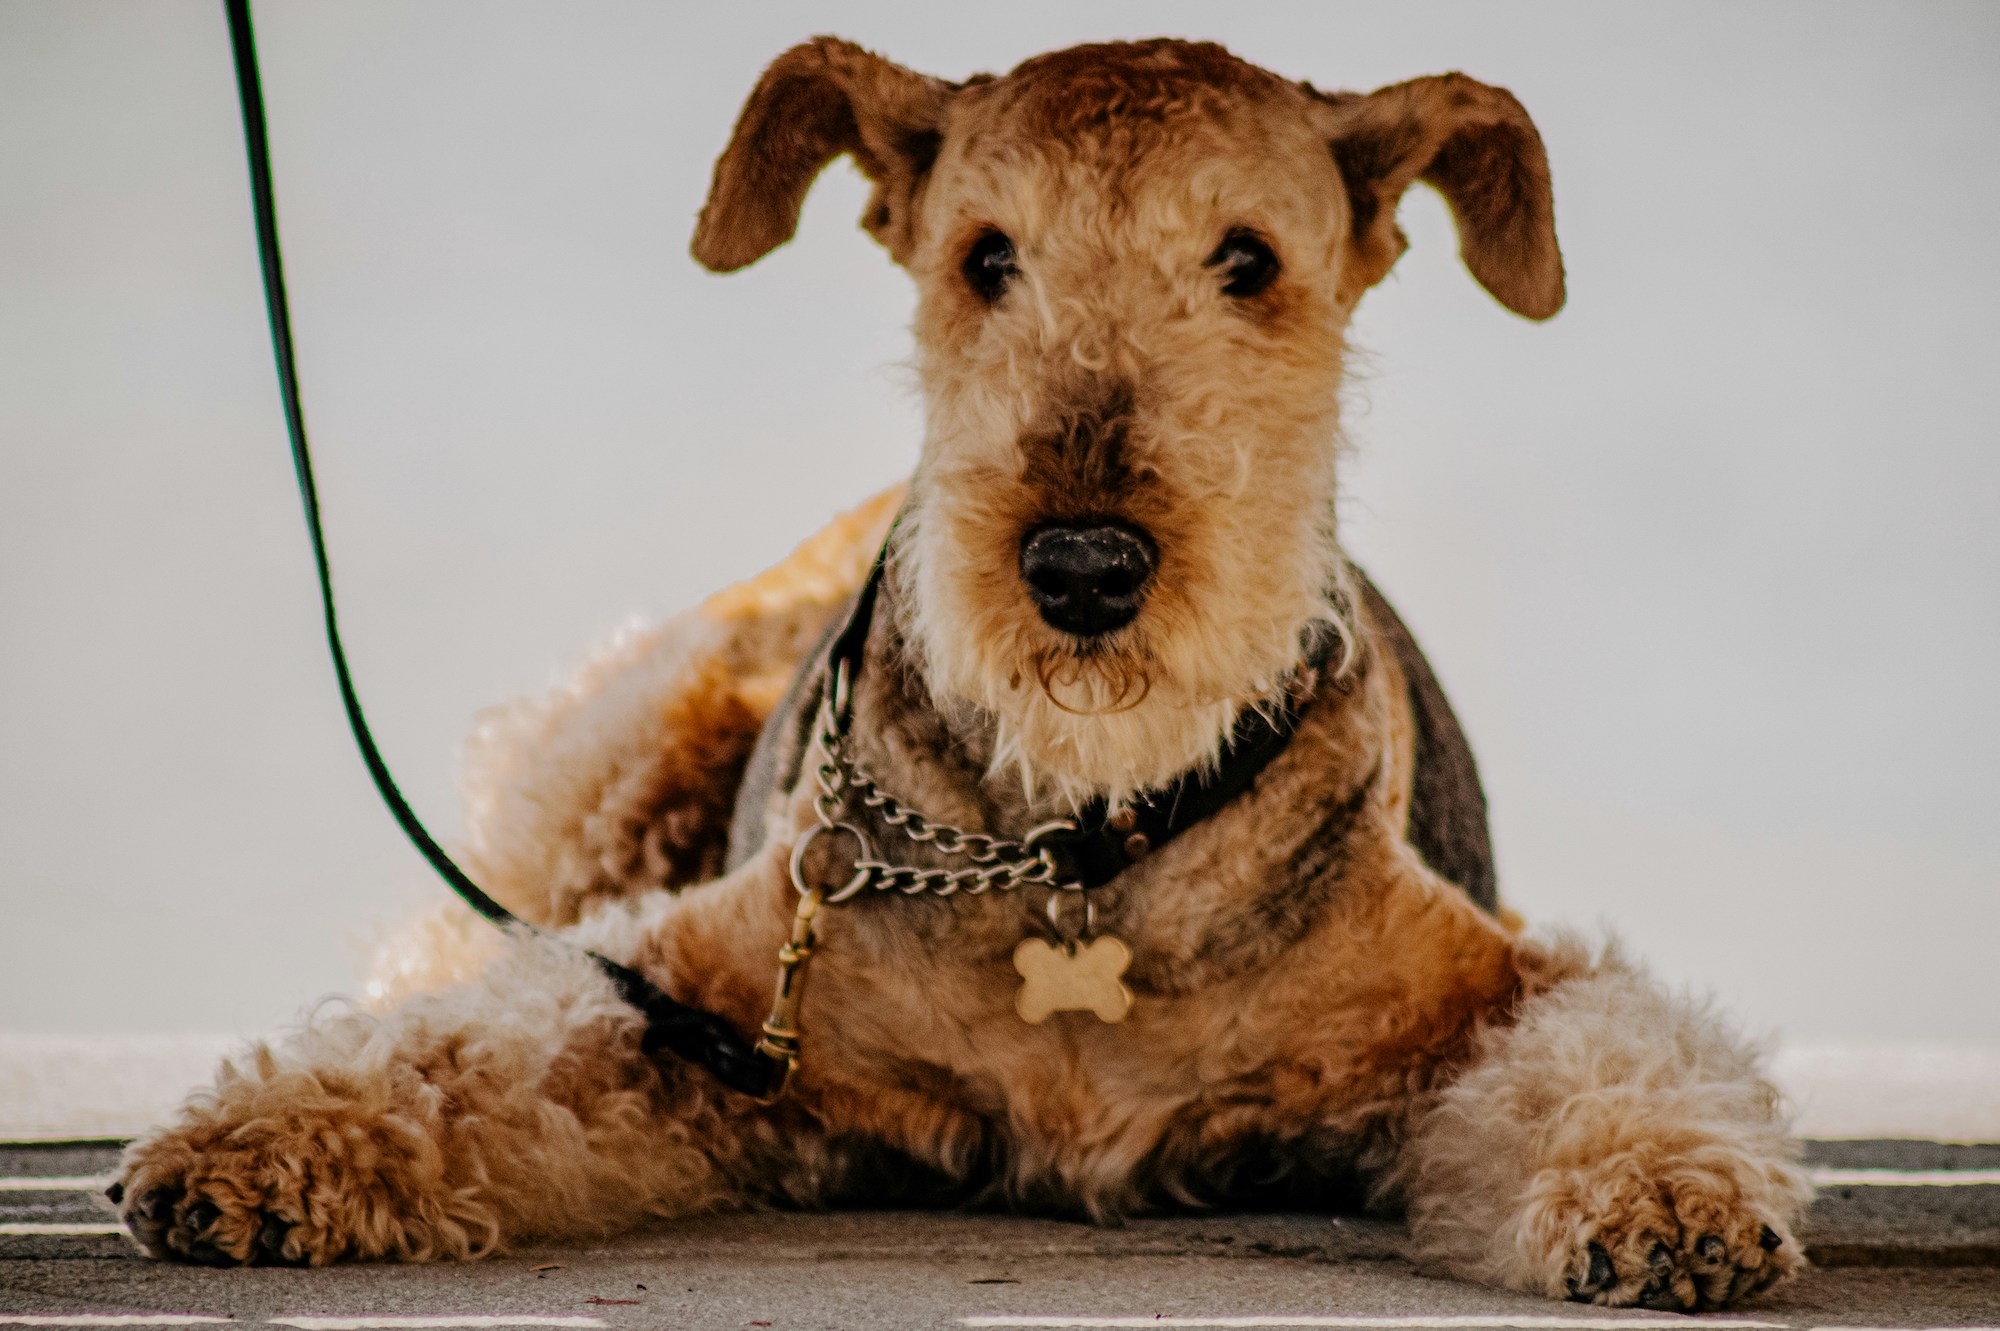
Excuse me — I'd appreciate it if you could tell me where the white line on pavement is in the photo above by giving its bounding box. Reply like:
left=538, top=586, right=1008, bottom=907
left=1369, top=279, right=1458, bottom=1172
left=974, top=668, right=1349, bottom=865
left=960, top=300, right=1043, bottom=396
left=267, top=1321, right=607, bottom=1330
left=0, top=1223, right=124, bottom=1236
left=1810, top=1167, right=2000, bottom=1186
left=960, top=1311, right=1792, bottom=1319
left=5, top=1168, right=1987, bottom=1195
left=0, top=1324, right=614, bottom=1331
left=0, top=1311, right=234, bottom=1319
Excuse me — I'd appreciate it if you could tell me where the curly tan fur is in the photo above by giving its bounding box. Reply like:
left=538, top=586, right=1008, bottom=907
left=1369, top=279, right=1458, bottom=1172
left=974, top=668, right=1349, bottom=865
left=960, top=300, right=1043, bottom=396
left=121, top=943, right=740, bottom=1265
left=1398, top=939, right=1812, bottom=1308
left=454, top=487, right=900, bottom=928
left=119, top=37, right=1806, bottom=1312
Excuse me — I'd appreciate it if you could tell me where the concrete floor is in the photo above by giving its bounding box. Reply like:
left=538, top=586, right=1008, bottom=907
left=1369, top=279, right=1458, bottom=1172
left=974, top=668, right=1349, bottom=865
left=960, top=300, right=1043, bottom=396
left=3, top=1142, right=1996, bottom=1329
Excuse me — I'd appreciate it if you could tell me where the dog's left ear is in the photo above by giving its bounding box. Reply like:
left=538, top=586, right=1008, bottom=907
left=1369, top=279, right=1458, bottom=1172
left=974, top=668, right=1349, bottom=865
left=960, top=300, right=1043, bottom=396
left=1314, top=73, right=1565, bottom=319
left=692, top=37, right=953, bottom=273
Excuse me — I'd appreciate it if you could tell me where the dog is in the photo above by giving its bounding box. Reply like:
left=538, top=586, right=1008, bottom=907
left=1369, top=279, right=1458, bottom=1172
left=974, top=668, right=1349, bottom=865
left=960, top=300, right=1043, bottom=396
left=114, top=37, right=1811, bottom=1310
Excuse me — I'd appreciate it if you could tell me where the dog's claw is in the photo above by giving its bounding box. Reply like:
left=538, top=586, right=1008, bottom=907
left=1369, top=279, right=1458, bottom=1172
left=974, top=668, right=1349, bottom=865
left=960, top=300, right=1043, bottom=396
left=134, top=1187, right=180, bottom=1224
left=172, top=1200, right=235, bottom=1266
left=255, top=1213, right=298, bottom=1266
left=184, top=1238, right=237, bottom=1268
left=103, top=1181, right=124, bottom=1205
left=1759, top=1223, right=1783, bottom=1252
left=1569, top=1242, right=1617, bottom=1300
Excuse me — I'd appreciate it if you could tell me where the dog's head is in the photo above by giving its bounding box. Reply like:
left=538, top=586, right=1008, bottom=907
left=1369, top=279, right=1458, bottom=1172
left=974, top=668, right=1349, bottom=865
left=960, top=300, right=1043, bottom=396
left=694, top=38, right=1562, bottom=803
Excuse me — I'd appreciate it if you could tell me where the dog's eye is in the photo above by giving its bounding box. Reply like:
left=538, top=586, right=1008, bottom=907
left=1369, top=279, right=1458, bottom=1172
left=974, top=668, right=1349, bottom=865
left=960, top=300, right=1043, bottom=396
left=963, top=230, right=1019, bottom=302
left=1209, top=230, right=1280, bottom=298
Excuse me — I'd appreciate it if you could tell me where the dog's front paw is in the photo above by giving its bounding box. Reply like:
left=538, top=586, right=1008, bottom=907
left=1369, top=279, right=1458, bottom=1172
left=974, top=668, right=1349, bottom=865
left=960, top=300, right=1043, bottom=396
left=114, top=1079, right=497, bottom=1266
left=112, top=1154, right=300, bottom=1268
left=1522, top=1152, right=1805, bottom=1310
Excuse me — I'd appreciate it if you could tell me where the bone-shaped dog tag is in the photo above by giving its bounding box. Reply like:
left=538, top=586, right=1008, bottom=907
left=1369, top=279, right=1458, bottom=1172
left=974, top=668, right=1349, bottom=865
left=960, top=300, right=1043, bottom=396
left=1013, top=935, right=1133, bottom=1024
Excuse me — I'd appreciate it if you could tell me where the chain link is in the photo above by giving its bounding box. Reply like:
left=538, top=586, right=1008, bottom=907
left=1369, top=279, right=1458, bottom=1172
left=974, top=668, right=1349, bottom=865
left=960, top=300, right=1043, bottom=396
left=802, top=664, right=1079, bottom=904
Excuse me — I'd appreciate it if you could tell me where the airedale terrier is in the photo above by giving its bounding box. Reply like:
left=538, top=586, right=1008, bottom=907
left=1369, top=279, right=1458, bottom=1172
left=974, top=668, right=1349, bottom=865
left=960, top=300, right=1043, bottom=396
left=115, top=37, right=1811, bottom=1310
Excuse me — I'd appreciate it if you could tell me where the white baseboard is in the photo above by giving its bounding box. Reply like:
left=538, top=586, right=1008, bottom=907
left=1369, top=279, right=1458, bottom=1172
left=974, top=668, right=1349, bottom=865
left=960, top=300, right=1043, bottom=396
left=0, top=1032, right=241, bottom=1141
left=3, top=1032, right=1995, bottom=1143
left=1774, top=1042, right=2000, bottom=1141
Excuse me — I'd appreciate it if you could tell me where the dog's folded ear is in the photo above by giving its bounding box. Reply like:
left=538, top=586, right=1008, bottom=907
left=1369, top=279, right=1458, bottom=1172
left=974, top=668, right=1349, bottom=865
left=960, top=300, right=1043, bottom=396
left=1315, top=74, right=1565, bottom=320
left=692, top=37, right=953, bottom=273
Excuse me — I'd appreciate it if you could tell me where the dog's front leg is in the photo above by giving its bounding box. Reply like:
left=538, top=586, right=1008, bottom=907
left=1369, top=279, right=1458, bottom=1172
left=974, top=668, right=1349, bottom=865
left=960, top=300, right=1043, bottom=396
left=113, top=925, right=768, bottom=1266
left=1396, top=941, right=1813, bottom=1310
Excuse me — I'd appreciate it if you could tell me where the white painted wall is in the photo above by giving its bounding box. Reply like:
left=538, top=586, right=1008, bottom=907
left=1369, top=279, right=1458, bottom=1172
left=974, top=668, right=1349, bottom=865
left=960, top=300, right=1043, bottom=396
left=2, top=1, right=1995, bottom=1046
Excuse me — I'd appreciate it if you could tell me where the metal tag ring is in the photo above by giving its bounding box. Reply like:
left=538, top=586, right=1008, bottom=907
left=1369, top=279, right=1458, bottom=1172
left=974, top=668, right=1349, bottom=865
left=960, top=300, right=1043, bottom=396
left=1045, top=888, right=1097, bottom=938
left=790, top=820, right=875, bottom=903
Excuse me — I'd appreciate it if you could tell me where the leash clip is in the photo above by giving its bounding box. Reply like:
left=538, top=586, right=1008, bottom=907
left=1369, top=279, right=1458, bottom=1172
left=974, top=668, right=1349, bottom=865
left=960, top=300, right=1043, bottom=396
left=753, top=816, right=878, bottom=1104
left=752, top=878, right=825, bottom=1105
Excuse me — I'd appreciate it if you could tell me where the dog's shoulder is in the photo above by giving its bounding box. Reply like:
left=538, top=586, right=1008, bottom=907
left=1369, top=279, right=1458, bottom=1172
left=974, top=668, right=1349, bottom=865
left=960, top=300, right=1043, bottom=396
left=725, top=604, right=839, bottom=871
left=1354, top=571, right=1498, bottom=913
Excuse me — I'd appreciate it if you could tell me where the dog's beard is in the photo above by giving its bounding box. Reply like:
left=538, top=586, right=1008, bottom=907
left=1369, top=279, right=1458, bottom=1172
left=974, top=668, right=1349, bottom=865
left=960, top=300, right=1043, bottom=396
left=997, top=641, right=1248, bottom=807
left=893, top=500, right=1350, bottom=809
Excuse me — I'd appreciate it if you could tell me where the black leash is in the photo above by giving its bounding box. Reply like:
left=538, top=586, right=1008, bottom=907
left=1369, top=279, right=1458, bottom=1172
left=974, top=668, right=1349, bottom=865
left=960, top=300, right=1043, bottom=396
left=222, top=0, right=781, bottom=1100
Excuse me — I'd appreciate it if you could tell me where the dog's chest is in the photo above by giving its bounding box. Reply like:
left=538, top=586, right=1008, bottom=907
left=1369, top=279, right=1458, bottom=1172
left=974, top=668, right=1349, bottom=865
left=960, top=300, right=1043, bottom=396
left=806, top=885, right=1391, bottom=1209
left=812, top=859, right=1356, bottom=1109
left=786, top=626, right=1503, bottom=1189
left=799, top=797, right=1522, bottom=1206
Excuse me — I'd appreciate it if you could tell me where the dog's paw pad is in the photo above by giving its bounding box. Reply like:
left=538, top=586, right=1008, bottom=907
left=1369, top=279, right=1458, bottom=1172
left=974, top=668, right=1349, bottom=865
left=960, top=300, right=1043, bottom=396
left=118, top=1182, right=240, bottom=1266
left=1535, top=1149, right=1806, bottom=1311
left=1563, top=1226, right=1687, bottom=1309
left=1561, top=1212, right=1800, bottom=1310
left=120, top=1178, right=310, bottom=1267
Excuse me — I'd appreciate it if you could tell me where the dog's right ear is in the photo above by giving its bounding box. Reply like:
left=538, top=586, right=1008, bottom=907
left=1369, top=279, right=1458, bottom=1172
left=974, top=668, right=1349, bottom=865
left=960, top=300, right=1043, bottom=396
left=1312, top=73, right=1565, bottom=320
left=692, top=37, right=953, bottom=273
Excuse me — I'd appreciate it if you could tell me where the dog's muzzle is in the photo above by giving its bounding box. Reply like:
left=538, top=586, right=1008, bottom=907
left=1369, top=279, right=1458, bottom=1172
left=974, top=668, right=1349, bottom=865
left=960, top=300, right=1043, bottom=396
left=1019, top=522, right=1157, bottom=637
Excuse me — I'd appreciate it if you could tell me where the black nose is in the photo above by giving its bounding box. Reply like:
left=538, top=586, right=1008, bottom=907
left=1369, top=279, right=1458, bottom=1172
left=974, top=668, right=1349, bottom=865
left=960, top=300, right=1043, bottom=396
left=1019, top=523, right=1157, bottom=637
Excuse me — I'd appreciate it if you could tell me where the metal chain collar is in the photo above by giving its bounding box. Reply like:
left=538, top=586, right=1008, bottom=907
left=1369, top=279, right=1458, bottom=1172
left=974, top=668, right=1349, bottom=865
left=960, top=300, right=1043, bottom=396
left=752, top=659, right=1084, bottom=1102
left=799, top=660, right=1081, bottom=903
